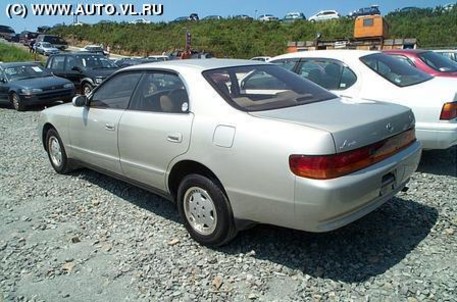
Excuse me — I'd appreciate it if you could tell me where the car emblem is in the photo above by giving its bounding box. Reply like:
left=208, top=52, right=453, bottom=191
left=386, top=123, right=394, bottom=133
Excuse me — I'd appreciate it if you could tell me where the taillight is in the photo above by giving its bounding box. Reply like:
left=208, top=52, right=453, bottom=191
left=440, top=102, right=457, bottom=120
left=289, top=129, right=416, bottom=179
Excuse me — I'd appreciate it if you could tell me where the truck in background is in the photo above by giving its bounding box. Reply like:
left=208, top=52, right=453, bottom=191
left=287, top=15, right=418, bottom=52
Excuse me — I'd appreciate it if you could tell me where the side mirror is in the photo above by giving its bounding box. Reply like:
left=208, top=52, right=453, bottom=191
left=71, top=66, right=82, bottom=72
left=72, top=95, right=88, bottom=107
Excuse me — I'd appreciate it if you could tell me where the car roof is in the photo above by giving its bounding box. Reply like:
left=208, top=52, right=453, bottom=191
left=271, top=49, right=380, bottom=61
left=384, top=49, right=428, bottom=55
left=0, top=61, right=40, bottom=68
left=57, top=52, right=106, bottom=56
left=122, top=58, right=268, bottom=72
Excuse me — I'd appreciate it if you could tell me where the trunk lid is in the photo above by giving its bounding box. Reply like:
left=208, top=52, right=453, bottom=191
left=250, top=97, right=415, bottom=153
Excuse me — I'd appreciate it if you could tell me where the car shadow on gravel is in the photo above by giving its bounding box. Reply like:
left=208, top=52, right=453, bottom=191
left=417, top=146, right=457, bottom=177
left=219, top=196, right=438, bottom=283
left=73, top=170, right=438, bottom=283
left=74, top=170, right=181, bottom=223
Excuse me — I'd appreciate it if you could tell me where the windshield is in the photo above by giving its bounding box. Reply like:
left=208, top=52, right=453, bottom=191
left=44, top=36, right=66, bottom=44
left=41, top=42, right=52, bottom=48
left=4, top=64, right=51, bottom=81
left=360, top=53, right=432, bottom=87
left=418, top=51, right=457, bottom=72
left=78, top=55, right=117, bottom=69
left=203, top=64, right=336, bottom=111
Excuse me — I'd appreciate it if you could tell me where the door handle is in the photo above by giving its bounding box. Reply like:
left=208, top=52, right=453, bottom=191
left=167, top=133, right=183, bottom=143
left=105, top=123, right=115, bottom=131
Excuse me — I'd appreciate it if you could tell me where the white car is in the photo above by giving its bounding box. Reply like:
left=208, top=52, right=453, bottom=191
left=80, top=44, right=108, bottom=56
left=271, top=50, right=457, bottom=150
left=250, top=56, right=271, bottom=62
left=34, top=42, right=59, bottom=56
left=147, top=55, right=169, bottom=61
left=257, top=14, right=279, bottom=21
left=308, top=10, right=341, bottom=22
left=129, top=18, right=151, bottom=24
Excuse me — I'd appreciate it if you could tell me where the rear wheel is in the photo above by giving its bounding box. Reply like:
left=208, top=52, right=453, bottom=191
left=177, top=174, right=237, bottom=246
left=11, top=93, right=25, bottom=111
left=45, top=128, right=72, bottom=174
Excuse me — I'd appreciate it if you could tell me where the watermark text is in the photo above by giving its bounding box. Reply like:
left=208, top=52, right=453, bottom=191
left=5, top=3, right=164, bottom=19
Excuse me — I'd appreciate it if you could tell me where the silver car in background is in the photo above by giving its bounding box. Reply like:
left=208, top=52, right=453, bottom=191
left=38, top=59, right=421, bottom=246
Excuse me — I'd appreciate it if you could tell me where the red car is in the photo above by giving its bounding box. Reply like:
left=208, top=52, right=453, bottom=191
left=384, top=49, right=457, bottom=78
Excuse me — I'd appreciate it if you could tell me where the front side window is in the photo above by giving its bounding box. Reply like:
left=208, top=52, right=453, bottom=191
left=203, top=64, right=336, bottom=111
left=130, top=71, right=189, bottom=113
left=360, top=53, right=432, bottom=87
left=90, top=72, right=143, bottom=109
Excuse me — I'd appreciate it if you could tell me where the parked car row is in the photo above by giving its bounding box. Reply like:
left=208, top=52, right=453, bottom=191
left=270, top=49, right=457, bottom=150
left=3, top=45, right=456, bottom=247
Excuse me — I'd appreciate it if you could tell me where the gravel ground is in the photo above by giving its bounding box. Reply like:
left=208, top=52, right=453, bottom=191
left=0, top=106, right=456, bottom=302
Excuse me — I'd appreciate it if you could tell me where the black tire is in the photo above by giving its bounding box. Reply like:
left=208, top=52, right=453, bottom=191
left=82, top=83, right=93, bottom=95
left=45, top=128, right=72, bottom=174
left=177, top=174, right=237, bottom=246
left=11, top=93, right=25, bottom=111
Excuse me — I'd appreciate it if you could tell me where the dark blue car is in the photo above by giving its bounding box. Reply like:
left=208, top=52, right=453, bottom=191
left=0, top=62, right=75, bottom=111
left=349, top=6, right=381, bottom=18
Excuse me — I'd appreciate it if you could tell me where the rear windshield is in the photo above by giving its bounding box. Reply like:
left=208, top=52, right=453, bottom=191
left=360, top=53, right=432, bottom=87
left=203, top=64, right=336, bottom=111
left=43, top=36, right=67, bottom=44
left=418, top=51, right=457, bottom=72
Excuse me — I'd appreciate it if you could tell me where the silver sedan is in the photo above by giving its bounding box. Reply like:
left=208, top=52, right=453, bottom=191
left=38, top=59, right=422, bottom=246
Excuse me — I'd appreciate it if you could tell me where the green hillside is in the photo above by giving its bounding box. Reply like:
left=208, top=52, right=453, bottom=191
left=50, top=7, right=457, bottom=58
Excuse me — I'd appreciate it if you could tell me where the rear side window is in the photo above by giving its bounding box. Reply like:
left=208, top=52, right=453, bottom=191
left=271, top=58, right=300, bottom=71
left=295, top=59, right=357, bottom=90
left=48, top=56, right=65, bottom=70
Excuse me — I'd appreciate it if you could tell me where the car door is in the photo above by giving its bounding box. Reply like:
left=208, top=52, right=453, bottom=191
left=68, top=71, right=143, bottom=174
left=118, top=71, right=194, bottom=192
left=63, top=55, right=85, bottom=88
left=47, top=54, right=66, bottom=78
left=0, top=69, right=9, bottom=99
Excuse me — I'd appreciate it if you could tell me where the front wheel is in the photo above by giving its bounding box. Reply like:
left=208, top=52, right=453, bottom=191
left=45, top=128, right=72, bottom=174
left=177, top=174, right=237, bottom=246
left=11, top=93, right=25, bottom=111
left=82, top=83, right=93, bottom=95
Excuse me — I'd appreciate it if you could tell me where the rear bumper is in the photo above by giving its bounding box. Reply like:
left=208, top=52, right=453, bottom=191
left=293, top=141, right=422, bottom=232
left=416, top=122, right=457, bottom=150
